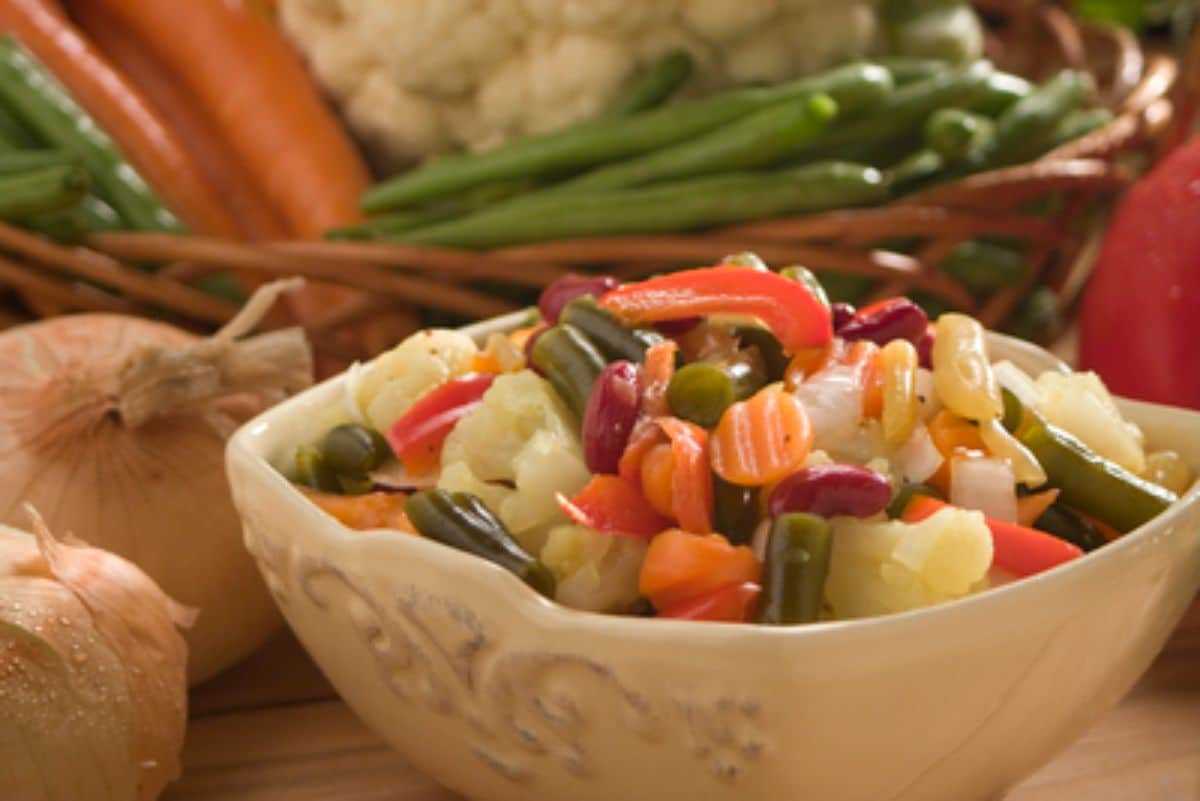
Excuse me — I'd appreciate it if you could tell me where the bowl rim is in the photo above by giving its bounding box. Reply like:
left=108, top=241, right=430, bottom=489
left=228, top=313, right=1200, bottom=643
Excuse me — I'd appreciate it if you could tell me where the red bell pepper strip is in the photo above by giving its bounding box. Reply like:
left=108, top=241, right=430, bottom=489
left=902, top=495, right=1083, bottom=578
left=599, top=265, right=832, bottom=354
left=385, top=373, right=496, bottom=475
left=557, top=475, right=672, bottom=540
left=657, top=581, right=762, bottom=622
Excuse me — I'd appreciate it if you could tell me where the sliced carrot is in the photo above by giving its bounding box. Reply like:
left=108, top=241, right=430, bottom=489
left=66, top=0, right=287, bottom=240
left=637, top=529, right=762, bottom=611
left=641, top=339, right=678, bottom=418
left=468, top=352, right=504, bottom=375
left=658, top=417, right=714, bottom=534
left=927, top=408, right=988, bottom=493
left=0, top=0, right=238, bottom=236
left=507, top=325, right=541, bottom=351
left=711, top=387, right=813, bottom=487
left=303, top=488, right=416, bottom=534
left=640, top=442, right=677, bottom=520
left=1016, top=488, right=1060, bottom=528
left=83, top=0, right=372, bottom=322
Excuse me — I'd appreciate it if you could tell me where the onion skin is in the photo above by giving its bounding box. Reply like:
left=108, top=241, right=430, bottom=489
left=0, top=314, right=283, bottom=684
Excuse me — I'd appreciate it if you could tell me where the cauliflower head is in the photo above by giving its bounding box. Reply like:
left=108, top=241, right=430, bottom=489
left=279, top=0, right=893, bottom=169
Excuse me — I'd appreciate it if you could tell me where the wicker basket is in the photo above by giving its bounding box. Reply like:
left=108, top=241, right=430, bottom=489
left=0, top=0, right=1195, bottom=362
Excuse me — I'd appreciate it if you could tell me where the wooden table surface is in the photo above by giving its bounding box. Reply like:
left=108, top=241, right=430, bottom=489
left=165, top=595, right=1200, bottom=801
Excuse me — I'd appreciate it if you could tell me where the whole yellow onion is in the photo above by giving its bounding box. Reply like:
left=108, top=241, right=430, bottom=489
left=2, top=507, right=191, bottom=800
left=0, top=280, right=312, bottom=684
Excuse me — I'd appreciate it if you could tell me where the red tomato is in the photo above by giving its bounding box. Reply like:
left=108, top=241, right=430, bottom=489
left=1079, top=136, right=1200, bottom=408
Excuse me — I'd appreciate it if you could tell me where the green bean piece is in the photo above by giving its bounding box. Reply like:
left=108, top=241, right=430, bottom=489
left=0, top=102, right=38, bottom=148
left=886, top=482, right=945, bottom=518
left=757, top=513, right=833, bottom=625
left=0, top=37, right=181, bottom=231
left=326, top=208, right=455, bottom=241
left=25, top=195, right=122, bottom=241
left=295, top=446, right=342, bottom=493
left=399, top=162, right=889, bottom=249
left=968, top=72, right=1034, bottom=117
left=1033, top=503, right=1108, bottom=552
left=560, top=297, right=663, bottom=364
left=530, top=324, right=607, bottom=419
left=924, top=108, right=994, bottom=163
left=667, top=362, right=737, bottom=428
left=877, top=57, right=951, bottom=85
left=606, top=50, right=694, bottom=118
left=736, top=325, right=790, bottom=381
left=990, top=70, right=1094, bottom=165
left=0, top=164, right=88, bottom=220
left=1018, top=414, right=1178, bottom=533
left=889, top=148, right=946, bottom=193
left=554, top=93, right=838, bottom=194
left=405, top=490, right=556, bottom=596
left=724, top=251, right=771, bottom=271
left=322, top=423, right=391, bottom=476
left=793, top=60, right=994, bottom=162
left=0, top=148, right=77, bottom=175
left=780, top=265, right=831, bottom=308
left=361, top=63, right=893, bottom=211
left=714, top=477, right=760, bottom=546
left=1047, top=107, right=1114, bottom=150
left=939, top=239, right=1029, bottom=292
left=1000, top=388, right=1025, bottom=434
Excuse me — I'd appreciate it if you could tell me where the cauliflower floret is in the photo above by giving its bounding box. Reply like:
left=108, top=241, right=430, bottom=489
left=826, top=507, right=993, bottom=619
left=541, top=524, right=647, bottom=612
left=439, top=371, right=590, bottom=552
left=279, top=0, right=910, bottom=168
left=1035, top=371, right=1146, bottom=474
left=351, top=329, right=477, bottom=432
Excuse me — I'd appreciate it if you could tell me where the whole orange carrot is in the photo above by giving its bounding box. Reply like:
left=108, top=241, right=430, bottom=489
left=82, top=0, right=373, bottom=323
left=0, top=0, right=239, bottom=237
left=66, top=0, right=289, bottom=241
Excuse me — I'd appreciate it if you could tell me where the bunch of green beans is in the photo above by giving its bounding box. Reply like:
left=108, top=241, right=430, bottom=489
left=0, top=36, right=179, bottom=238
left=350, top=52, right=1110, bottom=301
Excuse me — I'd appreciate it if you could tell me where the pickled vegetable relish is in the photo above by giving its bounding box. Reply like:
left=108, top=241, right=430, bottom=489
left=286, top=259, right=1191, bottom=624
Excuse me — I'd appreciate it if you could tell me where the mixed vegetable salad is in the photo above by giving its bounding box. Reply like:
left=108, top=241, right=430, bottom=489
left=285, top=258, right=1191, bottom=624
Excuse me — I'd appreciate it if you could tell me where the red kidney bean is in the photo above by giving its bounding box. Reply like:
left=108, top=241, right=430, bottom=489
left=831, top=302, right=857, bottom=331
left=654, top=316, right=703, bottom=336
left=837, top=298, right=928, bottom=346
left=768, top=464, right=893, bottom=519
left=524, top=324, right=550, bottom=375
left=582, top=361, right=642, bottom=474
left=538, top=273, right=621, bottom=324
left=915, top=327, right=935, bottom=369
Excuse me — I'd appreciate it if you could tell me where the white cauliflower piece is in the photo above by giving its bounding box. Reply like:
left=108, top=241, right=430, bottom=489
left=351, top=329, right=477, bottom=433
left=541, top=524, right=648, bottom=612
left=279, top=0, right=900, bottom=169
left=439, top=371, right=590, bottom=552
left=1035, top=371, right=1146, bottom=474
left=826, top=507, right=993, bottom=619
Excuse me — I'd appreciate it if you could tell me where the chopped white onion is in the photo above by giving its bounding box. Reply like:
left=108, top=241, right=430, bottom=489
left=915, top=368, right=940, bottom=422
left=794, top=364, right=863, bottom=451
left=893, top=423, right=944, bottom=484
left=950, top=457, right=1018, bottom=522
left=370, top=459, right=440, bottom=491
left=751, top=519, right=772, bottom=562
left=992, top=360, right=1041, bottom=410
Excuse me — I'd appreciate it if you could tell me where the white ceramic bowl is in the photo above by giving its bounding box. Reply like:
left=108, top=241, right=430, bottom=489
left=226, top=318, right=1200, bottom=801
